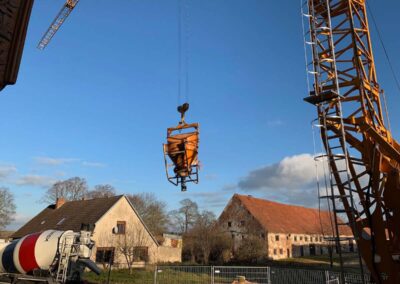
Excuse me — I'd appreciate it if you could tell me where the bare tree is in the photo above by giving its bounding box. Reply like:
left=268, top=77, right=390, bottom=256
left=168, top=209, right=185, bottom=234
left=235, top=235, right=266, bottom=263
left=87, top=184, right=116, bottom=199
left=182, top=210, right=232, bottom=264
left=194, top=211, right=216, bottom=264
left=169, top=198, right=199, bottom=234
left=115, top=224, right=152, bottom=274
left=43, top=177, right=88, bottom=203
left=0, top=187, right=16, bottom=230
left=128, top=193, right=168, bottom=236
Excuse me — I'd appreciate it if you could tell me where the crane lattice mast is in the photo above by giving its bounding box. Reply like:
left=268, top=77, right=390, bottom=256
left=37, top=0, right=79, bottom=50
left=303, top=0, right=400, bottom=283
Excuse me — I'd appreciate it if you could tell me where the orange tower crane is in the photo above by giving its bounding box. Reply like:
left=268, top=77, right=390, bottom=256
left=37, top=0, right=79, bottom=50
left=303, top=0, right=400, bottom=283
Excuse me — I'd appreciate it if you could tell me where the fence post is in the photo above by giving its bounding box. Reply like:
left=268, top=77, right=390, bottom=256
left=211, top=266, right=214, bottom=284
left=153, top=265, right=157, bottom=284
left=267, top=266, right=271, bottom=284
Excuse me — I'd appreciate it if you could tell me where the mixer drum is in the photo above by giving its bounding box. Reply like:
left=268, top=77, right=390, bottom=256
left=0, top=230, right=70, bottom=274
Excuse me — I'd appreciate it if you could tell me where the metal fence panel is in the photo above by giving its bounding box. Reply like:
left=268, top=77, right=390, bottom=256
left=213, top=266, right=270, bottom=284
left=328, top=271, right=375, bottom=284
left=270, top=267, right=325, bottom=284
left=154, top=265, right=374, bottom=284
left=155, top=266, right=212, bottom=284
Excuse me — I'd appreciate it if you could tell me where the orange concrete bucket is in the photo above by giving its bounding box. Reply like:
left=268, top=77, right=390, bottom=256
left=166, top=123, right=199, bottom=177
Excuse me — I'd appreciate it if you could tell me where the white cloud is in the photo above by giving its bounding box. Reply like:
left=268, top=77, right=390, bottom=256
left=238, top=154, right=317, bottom=190
left=0, top=165, right=17, bottom=180
left=187, top=191, right=230, bottom=210
left=204, top=174, right=218, bottom=181
left=34, top=156, right=79, bottom=166
left=82, top=161, right=107, bottom=168
left=229, top=153, right=327, bottom=208
left=222, top=184, right=237, bottom=191
left=15, top=175, right=57, bottom=188
left=6, top=213, right=32, bottom=230
left=267, top=119, right=284, bottom=127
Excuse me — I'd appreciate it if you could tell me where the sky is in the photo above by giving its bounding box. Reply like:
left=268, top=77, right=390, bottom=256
left=1, top=0, right=399, bottom=230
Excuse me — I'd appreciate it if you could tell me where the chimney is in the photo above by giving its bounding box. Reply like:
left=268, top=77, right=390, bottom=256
left=55, top=197, right=66, bottom=209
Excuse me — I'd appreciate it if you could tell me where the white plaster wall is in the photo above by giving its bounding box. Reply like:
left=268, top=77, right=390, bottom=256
left=92, top=197, right=159, bottom=266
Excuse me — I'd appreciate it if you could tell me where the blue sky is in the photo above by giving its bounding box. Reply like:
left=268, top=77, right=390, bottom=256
left=2, top=0, right=399, bottom=229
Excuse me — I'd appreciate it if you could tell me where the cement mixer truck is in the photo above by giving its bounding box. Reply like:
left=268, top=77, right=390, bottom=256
left=0, top=230, right=100, bottom=283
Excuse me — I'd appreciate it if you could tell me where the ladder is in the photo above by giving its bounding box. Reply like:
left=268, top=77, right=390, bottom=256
left=301, top=0, right=365, bottom=283
left=37, top=0, right=79, bottom=50
left=55, top=234, right=75, bottom=283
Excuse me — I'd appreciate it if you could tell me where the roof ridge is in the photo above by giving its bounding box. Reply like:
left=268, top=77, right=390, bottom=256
left=51, top=194, right=123, bottom=205
left=234, top=193, right=324, bottom=213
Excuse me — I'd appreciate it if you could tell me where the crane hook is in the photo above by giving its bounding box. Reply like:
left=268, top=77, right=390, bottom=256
left=177, top=103, right=189, bottom=125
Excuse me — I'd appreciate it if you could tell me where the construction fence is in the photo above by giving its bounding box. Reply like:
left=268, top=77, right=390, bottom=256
left=153, top=265, right=374, bottom=284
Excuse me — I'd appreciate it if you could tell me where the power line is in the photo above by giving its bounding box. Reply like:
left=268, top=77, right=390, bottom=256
left=367, top=1, right=400, bottom=94
left=177, top=0, right=182, bottom=105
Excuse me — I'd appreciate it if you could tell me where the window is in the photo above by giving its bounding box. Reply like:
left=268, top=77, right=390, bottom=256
left=275, top=235, right=279, bottom=241
left=300, top=236, right=303, bottom=241
left=294, top=236, right=297, bottom=242
left=320, top=237, right=323, bottom=242
left=280, top=248, right=283, bottom=255
left=260, top=233, right=265, bottom=239
left=132, top=246, right=149, bottom=262
left=310, top=237, right=313, bottom=242
left=240, top=220, right=245, bottom=226
left=305, top=236, right=308, bottom=242
left=231, top=233, right=235, bottom=239
left=116, top=221, right=126, bottom=234
left=96, top=247, right=115, bottom=264
left=228, top=221, right=232, bottom=228
left=242, top=235, right=245, bottom=240
left=171, top=239, right=179, bottom=248
left=273, top=249, right=277, bottom=255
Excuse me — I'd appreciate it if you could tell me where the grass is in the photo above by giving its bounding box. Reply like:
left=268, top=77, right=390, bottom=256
left=84, top=268, right=154, bottom=284
left=84, top=268, right=215, bottom=284
left=274, top=253, right=366, bottom=273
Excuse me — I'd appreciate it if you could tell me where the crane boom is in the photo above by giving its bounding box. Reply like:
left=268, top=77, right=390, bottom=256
left=303, top=0, right=400, bottom=283
left=37, top=0, right=79, bottom=50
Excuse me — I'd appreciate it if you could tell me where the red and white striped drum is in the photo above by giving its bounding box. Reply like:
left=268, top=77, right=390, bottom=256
left=0, top=230, right=72, bottom=274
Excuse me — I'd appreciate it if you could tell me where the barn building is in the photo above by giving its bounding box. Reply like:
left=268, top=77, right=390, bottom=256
left=11, top=195, right=182, bottom=267
left=217, top=194, right=355, bottom=260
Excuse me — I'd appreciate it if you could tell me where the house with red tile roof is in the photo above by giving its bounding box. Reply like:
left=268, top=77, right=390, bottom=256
left=217, top=194, right=355, bottom=260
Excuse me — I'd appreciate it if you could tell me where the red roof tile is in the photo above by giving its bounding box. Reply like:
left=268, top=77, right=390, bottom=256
left=233, top=194, right=352, bottom=236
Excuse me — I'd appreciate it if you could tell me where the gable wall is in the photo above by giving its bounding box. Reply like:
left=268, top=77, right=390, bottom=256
left=92, top=197, right=159, bottom=266
left=217, top=197, right=266, bottom=251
